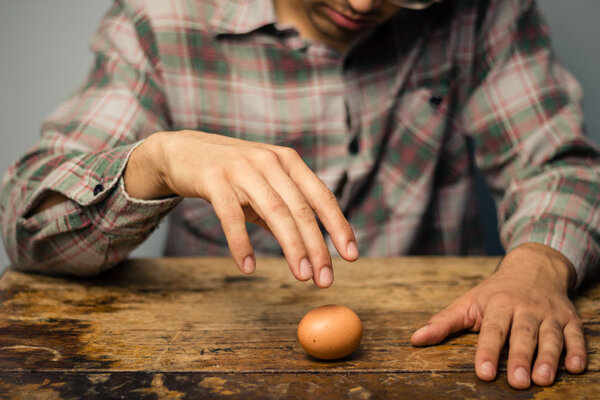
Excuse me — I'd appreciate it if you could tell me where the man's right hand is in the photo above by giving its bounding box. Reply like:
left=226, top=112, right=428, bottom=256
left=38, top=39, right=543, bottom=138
left=124, top=130, right=359, bottom=288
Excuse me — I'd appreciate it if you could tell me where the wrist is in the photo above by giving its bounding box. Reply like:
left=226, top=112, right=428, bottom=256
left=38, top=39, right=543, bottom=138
left=500, top=242, right=576, bottom=292
left=124, top=133, right=172, bottom=200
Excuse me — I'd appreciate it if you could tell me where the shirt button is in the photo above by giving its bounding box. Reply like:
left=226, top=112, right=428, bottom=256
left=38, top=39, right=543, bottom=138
left=348, top=135, right=360, bottom=154
left=429, top=95, right=443, bottom=107
left=93, top=184, right=104, bottom=196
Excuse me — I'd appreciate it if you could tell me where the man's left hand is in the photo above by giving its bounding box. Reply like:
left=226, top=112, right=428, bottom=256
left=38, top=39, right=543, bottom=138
left=411, top=243, right=587, bottom=389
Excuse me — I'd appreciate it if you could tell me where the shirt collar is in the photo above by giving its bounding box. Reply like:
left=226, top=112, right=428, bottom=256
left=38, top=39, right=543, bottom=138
left=210, top=0, right=278, bottom=36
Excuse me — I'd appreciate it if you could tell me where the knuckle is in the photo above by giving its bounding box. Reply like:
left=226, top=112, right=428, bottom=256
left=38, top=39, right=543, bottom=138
left=312, top=189, right=340, bottom=216
left=564, top=308, right=581, bottom=322
left=266, top=195, right=290, bottom=216
left=282, top=240, right=304, bottom=257
left=295, top=205, right=317, bottom=224
left=544, top=321, right=564, bottom=343
left=254, top=149, right=279, bottom=165
left=490, top=292, right=513, bottom=307
left=277, top=146, right=300, bottom=162
left=309, top=242, right=331, bottom=263
left=541, top=332, right=563, bottom=355
left=515, top=321, right=538, bottom=341
left=263, top=185, right=282, bottom=203
left=216, top=202, right=244, bottom=223
left=226, top=234, right=250, bottom=251
left=320, top=187, right=338, bottom=204
left=549, top=318, right=563, bottom=334
left=541, top=344, right=563, bottom=359
left=482, top=322, right=507, bottom=340
left=566, top=320, right=585, bottom=338
left=511, top=351, right=532, bottom=364
left=515, top=310, right=540, bottom=324
left=572, top=320, right=585, bottom=332
left=269, top=202, right=290, bottom=217
left=216, top=190, right=238, bottom=206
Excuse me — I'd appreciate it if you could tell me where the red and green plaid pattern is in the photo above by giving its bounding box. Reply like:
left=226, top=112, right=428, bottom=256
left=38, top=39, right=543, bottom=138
left=1, top=0, right=599, bottom=286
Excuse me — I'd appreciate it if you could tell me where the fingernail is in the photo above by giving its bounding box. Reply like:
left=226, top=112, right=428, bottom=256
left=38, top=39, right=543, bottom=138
left=346, top=241, right=358, bottom=259
left=480, top=361, right=495, bottom=379
left=242, top=256, right=255, bottom=273
left=319, top=266, right=333, bottom=287
left=514, top=367, right=529, bottom=385
left=299, top=258, right=313, bottom=280
left=572, top=356, right=585, bottom=371
left=537, top=364, right=552, bottom=381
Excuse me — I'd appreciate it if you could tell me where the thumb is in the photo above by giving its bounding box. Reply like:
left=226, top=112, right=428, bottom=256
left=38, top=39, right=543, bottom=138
left=411, top=299, right=479, bottom=346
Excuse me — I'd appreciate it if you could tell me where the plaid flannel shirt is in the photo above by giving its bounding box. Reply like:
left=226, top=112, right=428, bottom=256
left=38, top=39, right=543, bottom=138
left=2, top=0, right=599, bottom=286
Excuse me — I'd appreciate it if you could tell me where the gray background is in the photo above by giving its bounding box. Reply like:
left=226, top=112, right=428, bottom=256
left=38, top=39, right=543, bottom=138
left=1, top=0, right=599, bottom=273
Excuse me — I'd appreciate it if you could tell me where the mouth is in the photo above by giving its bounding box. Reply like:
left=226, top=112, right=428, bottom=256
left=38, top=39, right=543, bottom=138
left=323, top=6, right=377, bottom=31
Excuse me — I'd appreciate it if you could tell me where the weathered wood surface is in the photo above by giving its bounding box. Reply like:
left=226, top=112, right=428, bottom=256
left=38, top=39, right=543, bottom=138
left=0, top=257, right=599, bottom=399
left=2, top=371, right=600, bottom=399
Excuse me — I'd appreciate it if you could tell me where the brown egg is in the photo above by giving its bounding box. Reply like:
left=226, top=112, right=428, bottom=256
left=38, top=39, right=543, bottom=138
left=297, top=304, right=363, bottom=360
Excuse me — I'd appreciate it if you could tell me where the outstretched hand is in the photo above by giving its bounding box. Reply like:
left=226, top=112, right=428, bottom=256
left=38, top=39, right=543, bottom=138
left=411, top=243, right=586, bottom=389
left=124, top=130, right=359, bottom=287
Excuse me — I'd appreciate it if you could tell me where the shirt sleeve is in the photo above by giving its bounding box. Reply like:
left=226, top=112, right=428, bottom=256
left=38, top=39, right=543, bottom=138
left=0, top=0, right=181, bottom=276
left=460, top=0, right=600, bottom=287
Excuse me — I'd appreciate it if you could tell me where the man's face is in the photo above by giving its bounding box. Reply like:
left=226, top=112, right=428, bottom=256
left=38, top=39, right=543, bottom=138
left=298, top=0, right=401, bottom=47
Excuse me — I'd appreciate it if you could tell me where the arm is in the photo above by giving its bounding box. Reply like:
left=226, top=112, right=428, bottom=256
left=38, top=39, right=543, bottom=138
left=1, top=1, right=357, bottom=284
left=412, top=0, right=599, bottom=389
left=0, top=1, right=180, bottom=276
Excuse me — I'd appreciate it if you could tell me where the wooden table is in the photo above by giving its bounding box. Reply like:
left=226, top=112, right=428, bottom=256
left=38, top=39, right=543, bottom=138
left=0, top=257, right=598, bottom=399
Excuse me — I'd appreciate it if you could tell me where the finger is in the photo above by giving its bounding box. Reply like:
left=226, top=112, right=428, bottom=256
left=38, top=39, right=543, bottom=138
left=474, top=300, right=513, bottom=382
left=260, top=156, right=333, bottom=287
left=209, top=182, right=255, bottom=274
left=242, top=206, right=273, bottom=235
left=531, top=319, right=563, bottom=386
left=507, top=311, right=541, bottom=389
left=232, top=167, right=314, bottom=284
left=273, top=146, right=358, bottom=261
left=564, top=319, right=587, bottom=374
left=411, top=299, right=477, bottom=346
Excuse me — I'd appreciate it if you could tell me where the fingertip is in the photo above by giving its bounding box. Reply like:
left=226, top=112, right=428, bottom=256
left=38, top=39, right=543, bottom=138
left=476, top=361, right=496, bottom=381
left=298, top=257, right=313, bottom=281
left=241, top=255, right=255, bottom=274
left=567, top=355, right=586, bottom=374
left=315, top=266, right=333, bottom=288
left=508, top=366, right=531, bottom=390
left=411, top=325, right=435, bottom=346
left=346, top=240, right=359, bottom=261
left=532, top=363, right=554, bottom=386
left=410, top=328, right=425, bottom=346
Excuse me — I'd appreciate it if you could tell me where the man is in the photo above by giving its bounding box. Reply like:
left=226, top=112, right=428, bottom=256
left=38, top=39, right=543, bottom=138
left=1, top=0, right=597, bottom=390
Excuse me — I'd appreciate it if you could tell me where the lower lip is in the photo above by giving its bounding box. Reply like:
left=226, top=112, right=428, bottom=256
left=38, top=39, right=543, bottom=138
left=324, top=7, right=372, bottom=31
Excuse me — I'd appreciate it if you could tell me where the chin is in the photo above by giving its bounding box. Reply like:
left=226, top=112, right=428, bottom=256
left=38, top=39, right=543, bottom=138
left=311, top=7, right=363, bottom=43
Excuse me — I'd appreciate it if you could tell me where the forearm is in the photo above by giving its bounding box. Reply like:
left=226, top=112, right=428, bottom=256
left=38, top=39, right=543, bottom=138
left=460, top=0, right=600, bottom=287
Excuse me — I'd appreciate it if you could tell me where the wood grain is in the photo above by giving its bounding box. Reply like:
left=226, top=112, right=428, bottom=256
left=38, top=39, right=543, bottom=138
left=1, top=257, right=599, bottom=398
left=2, top=371, right=599, bottom=399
